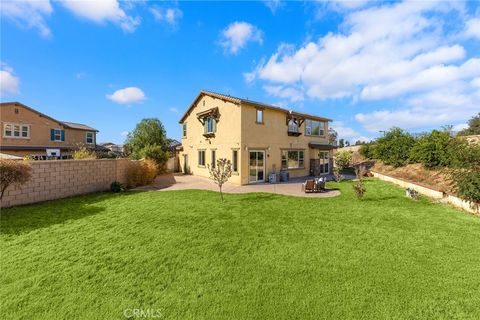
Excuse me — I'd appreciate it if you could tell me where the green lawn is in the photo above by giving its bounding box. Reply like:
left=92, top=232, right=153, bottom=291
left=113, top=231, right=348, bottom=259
left=1, top=179, right=480, bottom=319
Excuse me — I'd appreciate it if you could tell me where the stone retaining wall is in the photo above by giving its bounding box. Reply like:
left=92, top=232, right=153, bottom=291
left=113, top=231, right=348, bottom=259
left=371, top=171, right=479, bottom=215
left=1, top=158, right=131, bottom=208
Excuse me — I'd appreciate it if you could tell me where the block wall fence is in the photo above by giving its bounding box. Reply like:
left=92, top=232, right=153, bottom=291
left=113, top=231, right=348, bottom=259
left=1, top=159, right=131, bottom=208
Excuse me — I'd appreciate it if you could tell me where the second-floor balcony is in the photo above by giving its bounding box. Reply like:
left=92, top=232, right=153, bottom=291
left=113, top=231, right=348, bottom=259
left=286, top=112, right=305, bottom=137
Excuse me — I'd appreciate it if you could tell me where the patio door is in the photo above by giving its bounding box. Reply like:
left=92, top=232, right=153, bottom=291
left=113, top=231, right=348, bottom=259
left=249, top=150, right=265, bottom=183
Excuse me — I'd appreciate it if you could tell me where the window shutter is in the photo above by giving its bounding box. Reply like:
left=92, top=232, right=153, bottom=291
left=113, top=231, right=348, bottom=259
left=50, top=129, right=55, bottom=141
left=204, top=121, right=207, bottom=133
left=213, top=119, right=216, bottom=132
left=61, top=130, right=65, bottom=141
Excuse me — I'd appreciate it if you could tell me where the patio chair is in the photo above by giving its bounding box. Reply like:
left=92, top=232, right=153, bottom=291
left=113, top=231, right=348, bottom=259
left=314, top=177, right=326, bottom=192
left=302, top=180, right=315, bottom=193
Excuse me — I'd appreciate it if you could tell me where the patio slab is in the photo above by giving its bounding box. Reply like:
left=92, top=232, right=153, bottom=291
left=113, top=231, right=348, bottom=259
left=136, top=173, right=342, bottom=198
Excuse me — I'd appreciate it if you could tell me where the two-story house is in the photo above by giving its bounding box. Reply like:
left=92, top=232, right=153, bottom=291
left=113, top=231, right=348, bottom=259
left=178, top=90, right=336, bottom=185
left=1, top=102, right=99, bottom=159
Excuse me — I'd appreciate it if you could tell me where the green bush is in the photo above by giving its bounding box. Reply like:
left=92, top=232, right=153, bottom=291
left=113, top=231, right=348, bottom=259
left=97, top=151, right=118, bottom=159
left=110, top=181, right=125, bottom=193
left=409, top=130, right=453, bottom=168
left=334, top=150, right=352, bottom=169
left=374, top=128, right=415, bottom=167
left=141, top=145, right=169, bottom=172
left=359, top=143, right=376, bottom=159
left=448, top=140, right=480, bottom=209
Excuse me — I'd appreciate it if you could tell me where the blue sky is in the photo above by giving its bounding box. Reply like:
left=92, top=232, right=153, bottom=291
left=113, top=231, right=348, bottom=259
left=1, top=0, right=479, bottom=144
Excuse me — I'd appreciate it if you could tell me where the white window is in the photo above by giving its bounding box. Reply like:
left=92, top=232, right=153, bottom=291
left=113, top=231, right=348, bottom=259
left=3, top=123, right=29, bottom=139
left=281, top=150, right=305, bottom=169
left=204, top=117, right=215, bottom=133
left=211, top=150, right=216, bottom=168
left=182, top=123, right=187, bottom=137
left=86, top=132, right=94, bottom=144
left=198, top=150, right=206, bottom=166
left=256, top=109, right=264, bottom=123
left=54, top=129, right=62, bottom=141
left=305, top=120, right=325, bottom=136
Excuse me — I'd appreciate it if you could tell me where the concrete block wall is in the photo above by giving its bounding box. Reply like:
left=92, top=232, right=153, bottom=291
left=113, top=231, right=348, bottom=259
left=1, top=158, right=130, bottom=208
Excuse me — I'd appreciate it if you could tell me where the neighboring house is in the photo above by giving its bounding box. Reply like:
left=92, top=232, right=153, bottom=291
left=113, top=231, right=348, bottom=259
left=178, top=90, right=336, bottom=185
left=1, top=102, right=99, bottom=159
left=100, top=142, right=124, bottom=155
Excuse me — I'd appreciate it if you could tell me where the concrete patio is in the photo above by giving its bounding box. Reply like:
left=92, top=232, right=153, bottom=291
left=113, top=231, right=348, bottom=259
left=136, top=173, right=343, bottom=198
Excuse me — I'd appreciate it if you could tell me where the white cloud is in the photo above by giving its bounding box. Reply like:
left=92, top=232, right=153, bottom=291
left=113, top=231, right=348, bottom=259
left=0, top=65, right=20, bottom=96
left=59, top=0, right=140, bottom=32
left=247, top=1, right=479, bottom=132
left=1, top=0, right=53, bottom=37
left=220, top=22, right=263, bottom=54
left=106, top=87, right=145, bottom=104
left=150, top=7, right=183, bottom=27
left=120, top=131, right=129, bottom=137
left=355, top=89, right=480, bottom=132
left=331, top=121, right=370, bottom=142
left=264, top=85, right=304, bottom=102
left=169, top=107, right=179, bottom=114
left=250, top=1, right=471, bottom=100
left=263, top=0, right=284, bottom=14
left=463, top=17, right=480, bottom=39
left=452, top=123, right=468, bottom=132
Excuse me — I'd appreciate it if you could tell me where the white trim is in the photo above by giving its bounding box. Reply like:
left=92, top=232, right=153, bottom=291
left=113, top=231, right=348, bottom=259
left=85, top=131, right=94, bottom=144
left=52, top=128, right=63, bottom=142
left=249, top=150, right=266, bottom=183
left=3, top=122, right=30, bottom=139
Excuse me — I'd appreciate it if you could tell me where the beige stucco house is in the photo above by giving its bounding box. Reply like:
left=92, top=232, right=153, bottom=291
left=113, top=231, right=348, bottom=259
left=1, top=102, right=100, bottom=159
left=178, top=91, right=336, bottom=185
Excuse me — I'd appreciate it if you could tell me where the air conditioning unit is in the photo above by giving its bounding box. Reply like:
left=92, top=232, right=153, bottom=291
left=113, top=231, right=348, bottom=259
left=46, top=148, right=61, bottom=157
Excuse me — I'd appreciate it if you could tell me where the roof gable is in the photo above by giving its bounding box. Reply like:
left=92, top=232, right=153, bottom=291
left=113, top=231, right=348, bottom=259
left=178, top=90, right=332, bottom=123
left=0, top=102, right=98, bottom=131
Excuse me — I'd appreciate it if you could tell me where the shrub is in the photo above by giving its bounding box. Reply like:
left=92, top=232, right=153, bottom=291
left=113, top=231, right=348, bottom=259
left=334, top=150, right=352, bottom=169
left=409, top=130, right=454, bottom=168
left=0, top=160, right=32, bottom=199
left=353, top=166, right=366, bottom=199
left=97, top=151, right=118, bottom=159
left=125, top=159, right=158, bottom=188
left=333, top=150, right=352, bottom=182
left=359, top=143, right=376, bottom=159
left=141, top=144, right=169, bottom=172
left=73, top=147, right=96, bottom=160
left=447, top=140, right=480, bottom=210
left=110, top=181, right=125, bottom=193
left=374, top=128, right=415, bottom=167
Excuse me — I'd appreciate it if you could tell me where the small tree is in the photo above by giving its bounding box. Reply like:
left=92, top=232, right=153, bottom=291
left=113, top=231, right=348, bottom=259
left=458, top=113, right=480, bottom=136
left=333, top=150, right=352, bottom=182
left=374, top=127, right=415, bottom=167
left=328, top=128, right=338, bottom=145
left=208, top=158, right=232, bottom=201
left=0, top=160, right=32, bottom=200
left=353, top=166, right=366, bottom=199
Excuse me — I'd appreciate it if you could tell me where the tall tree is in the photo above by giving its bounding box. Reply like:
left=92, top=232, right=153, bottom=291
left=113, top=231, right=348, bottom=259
left=328, top=128, right=338, bottom=145
left=125, top=118, right=169, bottom=160
left=458, top=113, right=480, bottom=136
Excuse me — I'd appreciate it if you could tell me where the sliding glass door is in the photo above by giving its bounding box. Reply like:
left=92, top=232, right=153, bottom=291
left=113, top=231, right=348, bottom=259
left=249, top=150, right=265, bottom=183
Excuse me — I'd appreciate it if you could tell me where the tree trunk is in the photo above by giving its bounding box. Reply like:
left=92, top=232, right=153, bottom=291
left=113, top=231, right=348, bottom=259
left=219, top=185, right=224, bottom=201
